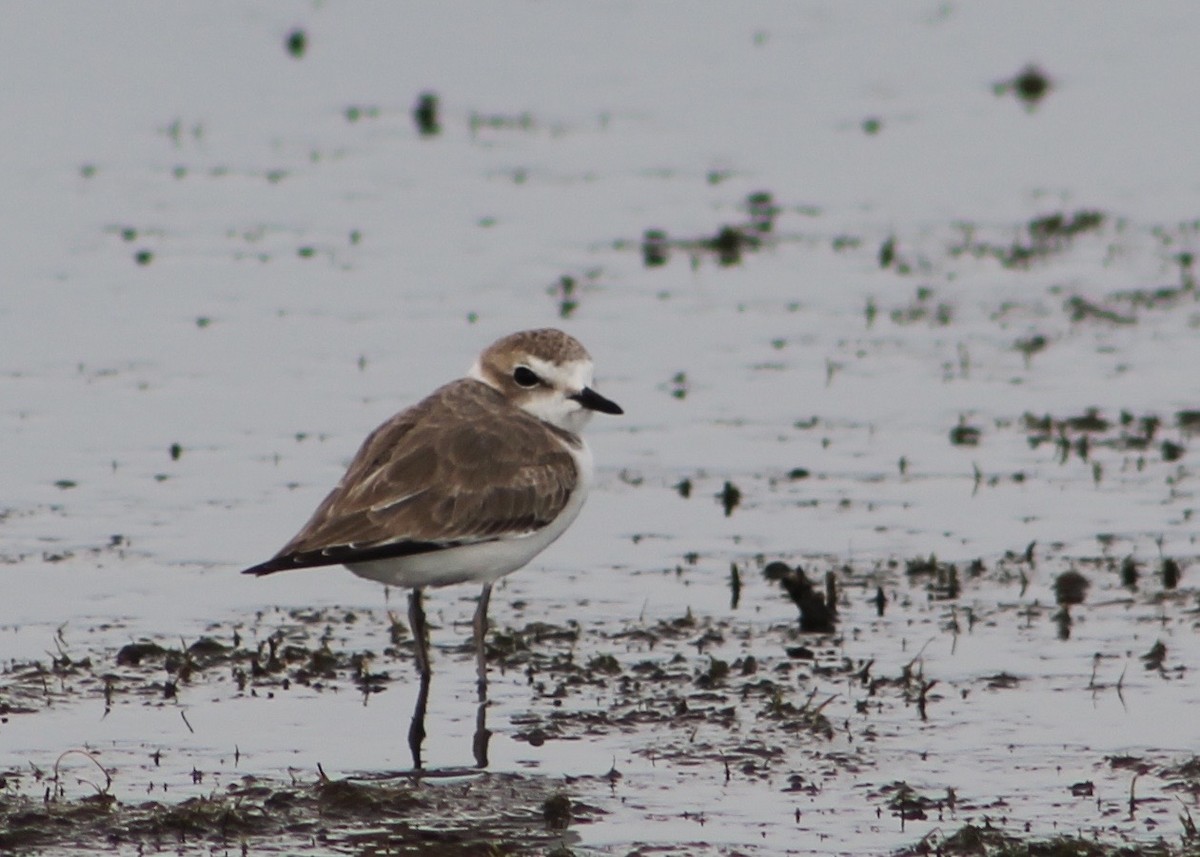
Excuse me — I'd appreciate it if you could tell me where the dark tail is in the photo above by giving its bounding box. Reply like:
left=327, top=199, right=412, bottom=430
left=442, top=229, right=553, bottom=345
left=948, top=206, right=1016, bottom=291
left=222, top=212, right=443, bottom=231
left=241, top=539, right=452, bottom=577
left=240, top=552, right=343, bottom=576
left=241, top=557, right=301, bottom=576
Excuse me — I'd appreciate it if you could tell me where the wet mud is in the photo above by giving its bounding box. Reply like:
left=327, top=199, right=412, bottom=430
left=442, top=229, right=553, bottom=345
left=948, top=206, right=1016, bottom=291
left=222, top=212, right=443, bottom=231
left=5, top=534, right=1200, bottom=854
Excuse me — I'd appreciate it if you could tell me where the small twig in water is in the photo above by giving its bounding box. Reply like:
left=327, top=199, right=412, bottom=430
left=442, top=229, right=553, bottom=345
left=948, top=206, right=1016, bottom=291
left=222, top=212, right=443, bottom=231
left=52, top=749, right=112, bottom=797
left=917, top=680, right=937, bottom=721
left=812, top=693, right=839, bottom=716
left=1178, top=797, right=1198, bottom=840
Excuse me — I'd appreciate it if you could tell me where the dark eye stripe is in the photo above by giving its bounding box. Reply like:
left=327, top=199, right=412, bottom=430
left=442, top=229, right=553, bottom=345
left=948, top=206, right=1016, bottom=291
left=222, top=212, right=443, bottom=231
left=512, top=366, right=540, bottom=387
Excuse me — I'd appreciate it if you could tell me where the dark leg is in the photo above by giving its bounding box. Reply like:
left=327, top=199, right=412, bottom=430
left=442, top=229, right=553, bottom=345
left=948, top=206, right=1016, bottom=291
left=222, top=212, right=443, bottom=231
left=472, top=698, right=491, bottom=768
left=408, top=587, right=431, bottom=681
left=473, top=583, right=493, bottom=700
left=407, top=672, right=430, bottom=769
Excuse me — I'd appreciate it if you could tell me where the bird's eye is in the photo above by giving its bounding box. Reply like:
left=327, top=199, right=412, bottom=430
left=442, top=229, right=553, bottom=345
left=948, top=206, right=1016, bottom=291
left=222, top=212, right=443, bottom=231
left=512, top=366, right=540, bottom=388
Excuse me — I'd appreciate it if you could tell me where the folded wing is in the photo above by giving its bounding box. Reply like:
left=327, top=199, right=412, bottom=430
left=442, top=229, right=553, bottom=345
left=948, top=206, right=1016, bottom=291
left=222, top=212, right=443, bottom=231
left=242, top=380, right=578, bottom=575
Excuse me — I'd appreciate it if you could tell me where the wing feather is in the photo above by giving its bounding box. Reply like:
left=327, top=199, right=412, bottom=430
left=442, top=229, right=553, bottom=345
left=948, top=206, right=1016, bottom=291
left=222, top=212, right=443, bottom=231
left=243, top=379, right=578, bottom=575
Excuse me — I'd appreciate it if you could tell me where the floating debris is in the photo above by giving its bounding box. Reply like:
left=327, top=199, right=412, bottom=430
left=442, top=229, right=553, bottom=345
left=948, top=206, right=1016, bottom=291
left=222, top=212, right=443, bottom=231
left=1064, top=295, right=1136, bottom=325
left=1015, top=333, right=1048, bottom=366
left=1141, top=640, right=1167, bottom=672
left=882, top=781, right=937, bottom=822
left=949, top=419, right=982, bottom=447
left=1069, top=780, right=1095, bottom=797
left=633, top=191, right=780, bottom=268
left=951, top=209, right=1105, bottom=268
left=641, top=228, right=669, bottom=267
left=412, top=91, right=440, bottom=136
left=1162, top=558, right=1182, bottom=589
left=707, top=225, right=759, bottom=266
left=1162, top=440, right=1185, bottom=462
left=994, top=64, right=1052, bottom=108
left=746, top=191, right=778, bottom=233
left=890, top=287, right=953, bottom=326
left=879, top=236, right=896, bottom=269
left=344, top=104, right=380, bottom=123
left=1120, top=555, right=1140, bottom=589
left=284, top=28, right=307, bottom=59
left=548, top=274, right=579, bottom=319
left=763, top=561, right=837, bottom=633
left=542, top=793, right=572, bottom=830
left=1053, top=570, right=1090, bottom=606
left=1022, top=409, right=1174, bottom=463
left=718, top=480, right=741, bottom=516
left=1029, top=210, right=1103, bottom=243
left=905, top=555, right=961, bottom=599
left=667, top=371, right=689, bottom=400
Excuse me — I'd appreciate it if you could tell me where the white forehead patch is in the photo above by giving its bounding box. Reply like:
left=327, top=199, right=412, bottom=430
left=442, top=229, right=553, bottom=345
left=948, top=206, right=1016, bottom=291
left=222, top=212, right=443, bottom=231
left=526, top=356, right=594, bottom=391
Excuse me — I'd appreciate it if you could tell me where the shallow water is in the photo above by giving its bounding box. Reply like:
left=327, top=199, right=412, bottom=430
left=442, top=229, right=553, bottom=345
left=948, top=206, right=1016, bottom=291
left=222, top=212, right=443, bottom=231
left=4, top=3, right=1200, bottom=854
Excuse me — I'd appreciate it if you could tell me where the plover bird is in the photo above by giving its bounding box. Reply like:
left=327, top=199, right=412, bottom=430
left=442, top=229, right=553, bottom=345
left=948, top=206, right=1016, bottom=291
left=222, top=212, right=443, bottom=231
left=242, top=328, right=622, bottom=697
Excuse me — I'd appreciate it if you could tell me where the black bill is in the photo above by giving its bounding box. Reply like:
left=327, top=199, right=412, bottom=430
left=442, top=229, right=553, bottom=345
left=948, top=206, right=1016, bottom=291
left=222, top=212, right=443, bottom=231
left=572, top=386, right=623, bottom=415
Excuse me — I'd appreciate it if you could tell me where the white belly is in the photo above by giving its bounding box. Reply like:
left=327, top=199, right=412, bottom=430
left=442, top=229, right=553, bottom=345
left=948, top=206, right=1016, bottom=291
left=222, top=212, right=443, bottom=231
left=346, top=441, right=594, bottom=589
